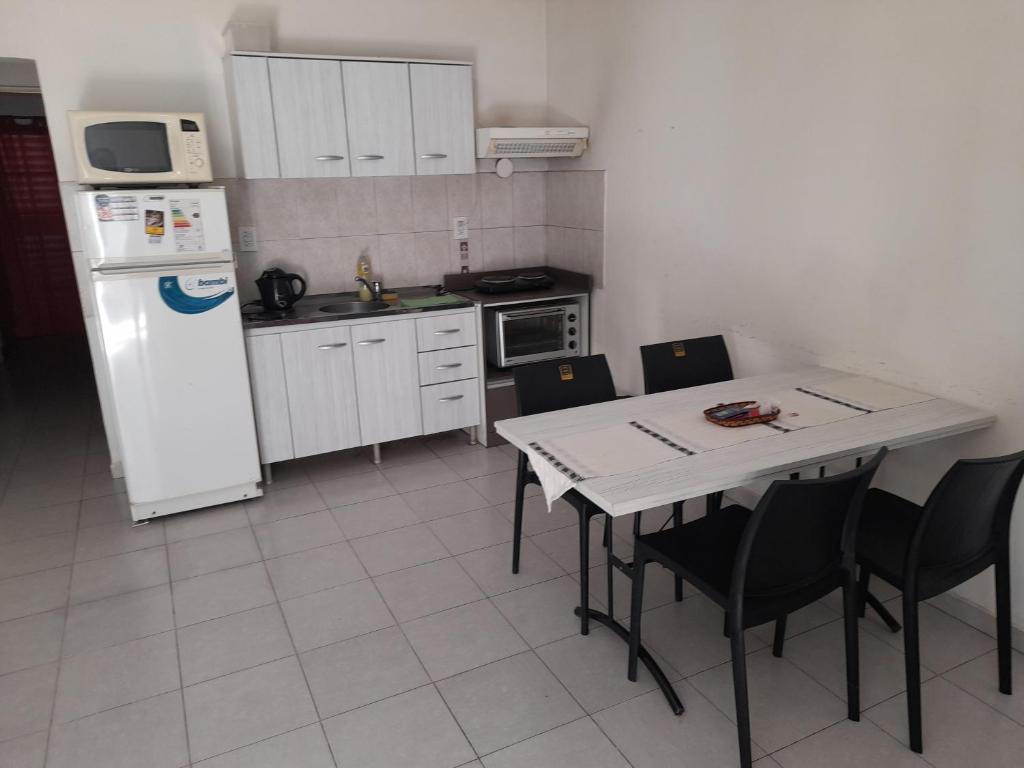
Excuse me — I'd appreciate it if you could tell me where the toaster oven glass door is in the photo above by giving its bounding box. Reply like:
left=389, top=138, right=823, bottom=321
left=501, top=308, right=566, bottom=362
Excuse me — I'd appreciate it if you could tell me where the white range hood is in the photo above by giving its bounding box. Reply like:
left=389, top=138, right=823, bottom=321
left=475, top=127, right=589, bottom=158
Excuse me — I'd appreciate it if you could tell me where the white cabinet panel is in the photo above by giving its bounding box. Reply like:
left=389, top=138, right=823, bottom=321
left=417, top=346, right=479, bottom=386
left=421, top=379, right=480, bottom=435
left=415, top=312, right=477, bottom=352
left=342, top=61, right=415, bottom=177
left=227, top=56, right=280, bottom=178
left=410, top=64, right=475, bottom=175
left=245, top=334, right=294, bottom=463
left=280, top=326, right=362, bottom=458
left=351, top=319, right=422, bottom=443
left=269, top=58, right=351, bottom=178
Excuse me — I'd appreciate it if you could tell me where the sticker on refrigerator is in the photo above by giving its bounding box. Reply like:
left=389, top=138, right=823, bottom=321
left=94, top=194, right=139, bottom=222
left=169, top=198, right=205, bottom=253
left=144, top=209, right=165, bottom=243
left=158, top=275, right=235, bottom=315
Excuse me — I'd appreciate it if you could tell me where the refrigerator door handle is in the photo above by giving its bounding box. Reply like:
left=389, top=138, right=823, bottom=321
left=94, top=260, right=233, bottom=277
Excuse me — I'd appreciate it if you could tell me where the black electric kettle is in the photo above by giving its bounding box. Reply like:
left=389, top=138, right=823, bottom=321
left=256, top=268, right=306, bottom=311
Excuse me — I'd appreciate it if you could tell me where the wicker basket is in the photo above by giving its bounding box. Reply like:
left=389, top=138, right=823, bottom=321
left=704, top=401, right=780, bottom=428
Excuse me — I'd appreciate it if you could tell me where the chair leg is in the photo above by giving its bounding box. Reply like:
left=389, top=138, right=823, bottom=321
left=730, top=615, right=754, bottom=768
left=996, top=549, right=1013, bottom=695
left=772, top=615, right=787, bottom=658
left=707, top=491, right=723, bottom=516
left=843, top=579, right=861, bottom=721
left=628, top=557, right=647, bottom=681
left=672, top=501, right=684, bottom=602
left=903, top=593, right=923, bottom=753
left=512, top=452, right=527, bottom=574
left=602, top=514, right=610, bottom=548
left=857, top=565, right=871, bottom=618
left=578, top=505, right=591, bottom=636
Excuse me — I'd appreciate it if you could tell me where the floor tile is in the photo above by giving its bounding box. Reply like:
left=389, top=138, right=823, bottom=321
left=169, top=526, right=261, bottom=581
left=0, top=531, right=75, bottom=579
left=495, top=495, right=578, bottom=536
left=81, top=472, right=126, bottom=500
left=0, top=501, right=78, bottom=545
left=259, top=459, right=311, bottom=489
left=944, top=649, right=1024, bottom=725
left=0, top=731, right=47, bottom=768
left=0, top=663, right=57, bottom=741
left=331, top=494, right=419, bottom=538
left=348, top=523, right=450, bottom=576
left=401, top=479, right=492, bottom=522
left=749, top=599, right=841, bottom=645
left=439, top=651, right=583, bottom=754
left=301, top=449, right=378, bottom=483
left=54, top=631, right=179, bottom=723
left=164, top=502, right=249, bottom=543
left=172, top=562, right=276, bottom=627
left=6, top=455, right=85, bottom=490
left=467, top=469, right=542, bottom=506
left=322, top=685, right=474, bottom=768
left=79, top=493, right=131, bottom=528
left=184, top=656, right=318, bottom=761
left=0, top=478, right=82, bottom=514
left=74, top=521, right=164, bottom=563
left=281, top=578, right=394, bottom=652
left=456, top=539, right=565, bottom=596
left=381, top=458, right=462, bottom=493
left=254, top=509, right=345, bottom=559
left=537, top=626, right=660, bottom=713
left=442, top=448, right=517, bottom=480
left=373, top=438, right=437, bottom=468
left=690, top=648, right=848, bottom=752
left=584, top=560, right=686, bottom=620
left=0, top=609, right=64, bottom=674
left=315, top=470, right=396, bottom=508
left=47, top=690, right=188, bottom=768
left=266, top=540, right=366, bottom=600
left=481, top=717, right=629, bottom=768
left=374, top=557, right=484, bottom=622
left=244, top=483, right=325, bottom=525
left=301, top=625, right=429, bottom=717
left=531, top=517, right=614, bottom=572
left=193, top=723, right=335, bottom=768
left=866, top=677, right=1024, bottom=767
left=429, top=507, right=514, bottom=555
left=69, top=547, right=168, bottom=604
left=425, top=430, right=489, bottom=458
left=0, top=566, right=70, bottom=622
left=773, top=719, right=930, bottom=767
left=491, top=575, right=586, bottom=647
left=178, top=604, right=294, bottom=686
left=592, top=683, right=761, bottom=767
left=63, top=584, right=173, bottom=657
left=402, top=599, right=528, bottom=680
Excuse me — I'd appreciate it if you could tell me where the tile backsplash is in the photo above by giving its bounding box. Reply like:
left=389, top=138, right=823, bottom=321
left=221, top=170, right=604, bottom=301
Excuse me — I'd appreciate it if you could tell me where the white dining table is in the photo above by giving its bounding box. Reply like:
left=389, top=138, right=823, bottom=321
left=494, top=365, right=995, bottom=714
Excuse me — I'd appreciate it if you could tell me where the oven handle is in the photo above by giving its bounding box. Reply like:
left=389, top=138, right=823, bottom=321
left=499, top=306, right=568, bottom=321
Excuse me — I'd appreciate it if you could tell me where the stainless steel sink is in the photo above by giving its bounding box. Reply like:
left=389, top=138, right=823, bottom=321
left=319, top=301, right=390, bottom=315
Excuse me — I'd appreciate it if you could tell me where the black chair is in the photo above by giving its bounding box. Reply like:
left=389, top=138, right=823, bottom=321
left=856, top=450, right=1024, bottom=754
left=628, top=449, right=887, bottom=768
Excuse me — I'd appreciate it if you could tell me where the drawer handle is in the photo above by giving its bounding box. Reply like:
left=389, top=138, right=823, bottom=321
left=435, top=363, right=462, bottom=370
left=420, top=153, right=448, bottom=159
left=317, top=342, right=348, bottom=349
left=357, top=338, right=387, bottom=345
left=356, top=154, right=384, bottom=161
left=438, top=394, right=465, bottom=402
left=433, top=328, right=460, bottom=335
left=315, top=154, right=345, bottom=161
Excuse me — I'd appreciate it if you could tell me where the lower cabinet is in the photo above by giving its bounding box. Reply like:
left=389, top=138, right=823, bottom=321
left=350, top=319, right=423, bottom=444
left=244, top=334, right=294, bottom=463
left=421, top=379, right=480, bottom=434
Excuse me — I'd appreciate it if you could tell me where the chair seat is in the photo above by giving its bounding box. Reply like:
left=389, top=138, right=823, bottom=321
left=857, top=488, right=922, bottom=586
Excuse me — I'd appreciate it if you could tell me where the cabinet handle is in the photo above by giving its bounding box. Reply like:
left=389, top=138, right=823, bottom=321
left=317, top=342, right=348, bottom=349
left=433, top=328, right=460, bottom=335
left=419, top=153, right=448, bottom=159
left=438, top=394, right=465, bottom=403
left=315, top=155, right=345, bottom=161
left=357, top=338, right=387, bottom=345
left=435, top=363, right=462, bottom=370
left=356, top=154, right=384, bottom=161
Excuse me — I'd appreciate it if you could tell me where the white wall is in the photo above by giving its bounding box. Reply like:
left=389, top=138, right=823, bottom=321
left=0, top=0, right=548, bottom=180
left=547, top=0, right=1024, bottom=626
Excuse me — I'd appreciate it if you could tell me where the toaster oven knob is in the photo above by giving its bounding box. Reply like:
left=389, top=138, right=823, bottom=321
left=568, top=340, right=577, bottom=350
left=567, top=327, right=577, bottom=336
left=567, top=313, right=577, bottom=322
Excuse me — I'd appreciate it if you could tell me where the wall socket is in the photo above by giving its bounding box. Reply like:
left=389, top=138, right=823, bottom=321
left=238, top=227, right=257, bottom=252
left=452, top=216, right=468, bottom=240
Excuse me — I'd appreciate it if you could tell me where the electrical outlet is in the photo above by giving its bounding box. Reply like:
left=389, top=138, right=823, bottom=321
left=238, top=226, right=257, bottom=252
left=452, top=216, right=468, bottom=240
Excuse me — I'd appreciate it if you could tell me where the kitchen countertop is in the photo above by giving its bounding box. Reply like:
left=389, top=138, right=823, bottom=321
left=443, top=266, right=592, bottom=307
left=240, top=285, right=474, bottom=329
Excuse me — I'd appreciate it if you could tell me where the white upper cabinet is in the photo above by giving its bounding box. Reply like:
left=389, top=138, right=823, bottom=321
left=226, top=56, right=279, bottom=178
left=268, top=58, right=351, bottom=178
left=410, top=64, right=475, bottom=175
left=342, top=61, right=416, bottom=177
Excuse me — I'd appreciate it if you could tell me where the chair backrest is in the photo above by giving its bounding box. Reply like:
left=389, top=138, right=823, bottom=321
left=640, top=335, right=734, bottom=395
left=513, top=354, right=618, bottom=417
left=732, top=449, right=887, bottom=600
left=913, top=451, right=1024, bottom=569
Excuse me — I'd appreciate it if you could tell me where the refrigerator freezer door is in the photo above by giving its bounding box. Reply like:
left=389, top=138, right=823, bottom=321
left=93, top=262, right=261, bottom=519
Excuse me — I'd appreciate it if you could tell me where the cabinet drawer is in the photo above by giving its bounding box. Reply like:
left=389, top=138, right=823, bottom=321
left=416, top=313, right=477, bottom=352
left=420, top=379, right=480, bottom=435
left=417, top=346, right=478, bottom=386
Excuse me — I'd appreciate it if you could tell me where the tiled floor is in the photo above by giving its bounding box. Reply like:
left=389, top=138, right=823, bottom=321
left=1, top=340, right=1023, bottom=767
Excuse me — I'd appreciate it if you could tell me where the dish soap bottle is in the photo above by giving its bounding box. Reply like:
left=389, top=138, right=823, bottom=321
left=356, top=253, right=373, bottom=301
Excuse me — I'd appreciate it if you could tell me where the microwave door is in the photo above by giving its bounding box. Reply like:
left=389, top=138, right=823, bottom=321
left=501, top=308, right=566, bottom=364
left=85, top=121, right=173, bottom=175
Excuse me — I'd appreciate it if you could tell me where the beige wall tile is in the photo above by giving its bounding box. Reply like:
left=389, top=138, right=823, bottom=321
left=446, top=174, right=480, bottom=228
left=513, top=226, right=546, bottom=268
left=294, top=180, right=342, bottom=239
left=334, top=178, right=378, bottom=237
left=544, top=226, right=565, bottom=261
left=512, top=172, right=546, bottom=226
left=376, top=233, right=416, bottom=287
left=411, top=177, right=450, bottom=232
left=582, top=228, right=604, bottom=286
left=479, top=173, right=515, bottom=228
left=249, top=180, right=302, bottom=241
left=412, top=231, right=451, bottom=285
left=481, top=227, right=516, bottom=271
left=545, top=171, right=574, bottom=228
left=580, top=171, right=605, bottom=231
left=375, top=177, right=414, bottom=234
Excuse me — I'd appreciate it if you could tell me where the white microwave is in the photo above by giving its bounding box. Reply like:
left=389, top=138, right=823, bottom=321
left=67, top=110, right=212, bottom=185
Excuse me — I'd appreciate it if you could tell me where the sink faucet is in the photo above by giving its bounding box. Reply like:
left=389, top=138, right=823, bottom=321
left=355, top=276, right=383, bottom=301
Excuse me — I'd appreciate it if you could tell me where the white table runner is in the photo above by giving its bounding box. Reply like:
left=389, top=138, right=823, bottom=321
left=771, top=388, right=865, bottom=430
left=802, top=375, right=933, bottom=412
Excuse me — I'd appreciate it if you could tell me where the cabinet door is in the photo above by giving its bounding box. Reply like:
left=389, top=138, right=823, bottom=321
left=421, top=379, right=481, bottom=435
left=280, top=326, right=362, bottom=458
left=245, top=334, right=294, bottom=463
left=342, top=61, right=415, bottom=177
left=410, top=64, right=475, bottom=175
left=350, top=320, right=422, bottom=443
left=268, top=58, right=351, bottom=178
left=227, top=56, right=280, bottom=178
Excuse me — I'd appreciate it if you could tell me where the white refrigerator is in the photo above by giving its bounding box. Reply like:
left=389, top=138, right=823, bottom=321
left=75, top=187, right=262, bottom=521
